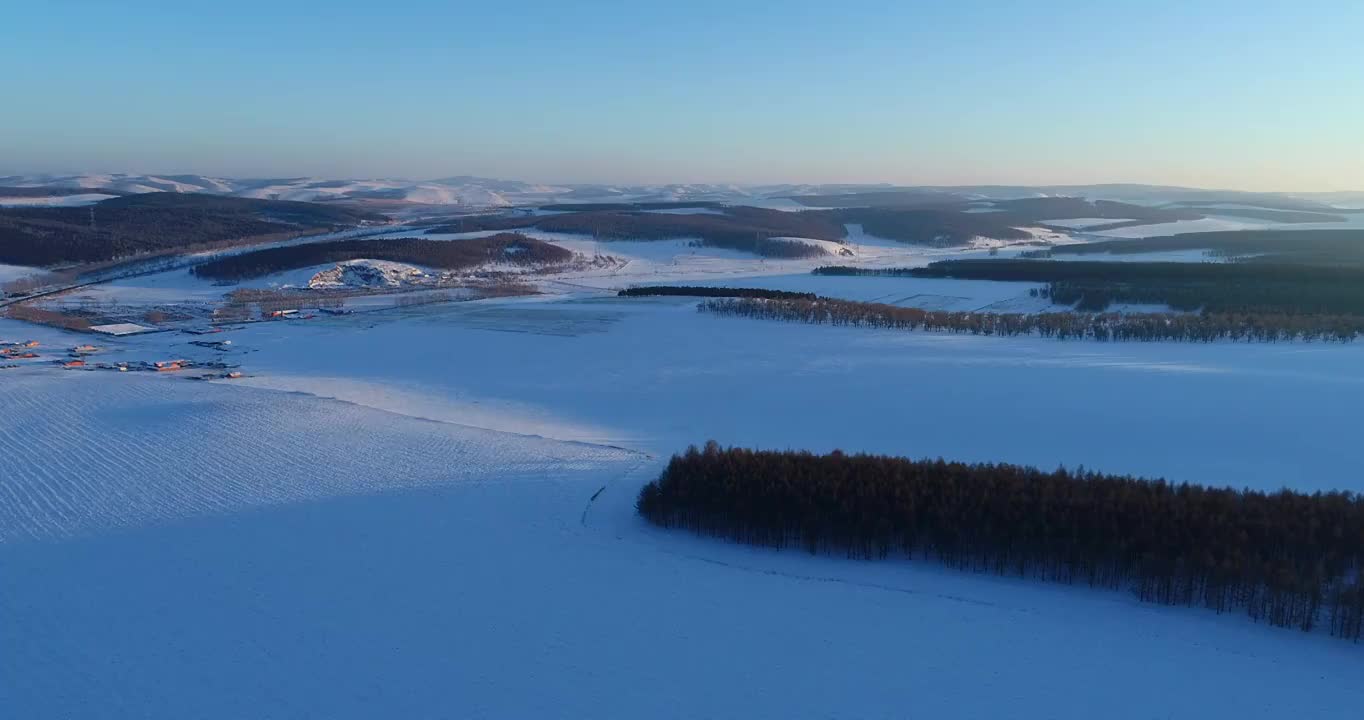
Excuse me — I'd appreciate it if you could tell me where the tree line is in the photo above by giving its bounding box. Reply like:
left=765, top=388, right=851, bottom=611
left=190, top=233, right=572, bottom=281
left=618, top=286, right=817, bottom=300
left=427, top=206, right=846, bottom=258
left=814, top=265, right=919, bottom=276
left=818, top=198, right=1197, bottom=243
left=908, top=258, right=1364, bottom=285
left=540, top=201, right=726, bottom=212
left=424, top=202, right=1102, bottom=252
left=534, top=208, right=843, bottom=257
left=907, top=259, right=1364, bottom=316
left=638, top=443, right=1364, bottom=642
left=1040, top=229, right=1364, bottom=267
left=699, top=297, right=1364, bottom=343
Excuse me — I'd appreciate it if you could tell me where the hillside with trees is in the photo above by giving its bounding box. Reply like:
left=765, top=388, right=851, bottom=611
left=539, top=201, right=726, bottom=211
left=429, top=206, right=847, bottom=257
left=988, top=197, right=1202, bottom=226
left=639, top=443, right=1364, bottom=641
left=189, top=233, right=571, bottom=281
left=618, top=286, right=818, bottom=300
left=907, top=258, right=1364, bottom=315
left=811, top=198, right=1202, bottom=246
left=1040, top=229, right=1364, bottom=267
left=423, top=197, right=1223, bottom=252
left=0, top=193, right=383, bottom=266
left=701, top=296, right=1364, bottom=342
left=833, top=208, right=1033, bottom=246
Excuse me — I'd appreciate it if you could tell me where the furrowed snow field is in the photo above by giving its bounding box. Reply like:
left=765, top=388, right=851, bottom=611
left=6, top=455, right=1363, bottom=720
left=5, top=253, right=1364, bottom=717
left=0, top=263, right=39, bottom=284
left=0, top=371, right=634, bottom=543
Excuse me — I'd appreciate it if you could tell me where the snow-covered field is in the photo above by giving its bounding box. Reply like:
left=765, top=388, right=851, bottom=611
left=1043, top=216, right=1138, bottom=229
left=1046, top=248, right=1225, bottom=263
left=5, top=235, right=1364, bottom=718
left=0, top=263, right=39, bottom=284
left=1088, top=211, right=1364, bottom=238
left=0, top=371, right=634, bottom=543
left=0, top=193, right=117, bottom=207
left=1089, top=217, right=1267, bottom=238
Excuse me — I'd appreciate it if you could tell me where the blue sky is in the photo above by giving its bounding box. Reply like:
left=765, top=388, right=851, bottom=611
left=3, top=1, right=1361, bottom=189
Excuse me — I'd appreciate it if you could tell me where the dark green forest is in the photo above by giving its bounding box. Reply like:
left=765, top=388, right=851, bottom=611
left=190, top=233, right=571, bottom=281
left=639, top=443, right=1364, bottom=641
left=0, top=193, right=382, bottom=266
left=701, top=296, right=1364, bottom=342
left=1041, top=229, right=1364, bottom=267
left=429, top=206, right=846, bottom=257
left=905, top=259, right=1364, bottom=315
left=618, top=286, right=818, bottom=300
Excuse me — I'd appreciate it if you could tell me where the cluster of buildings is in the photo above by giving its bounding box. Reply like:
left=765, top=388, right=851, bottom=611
left=1, top=339, right=41, bottom=362
left=2, top=330, right=247, bottom=380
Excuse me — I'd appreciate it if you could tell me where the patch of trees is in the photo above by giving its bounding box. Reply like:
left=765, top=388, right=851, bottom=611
left=428, top=206, right=846, bottom=257
left=909, top=258, right=1364, bottom=315
left=812, top=265, right=918, bottom=277
left=95, top=192, right=382, bottom=225
left=0, top=193, right=383, bottom=266
left=638, top=443, right=1364, bottom=641
left=536, top=208, right=844, bottom=257
left=801, top=196, right=1198, bottom=242
left=539, top=201, right=726, bottom=212
left=989, top=197, right=1202, bottom=225
left=1047, top=229, right=1364, bottom=267
left=789, top=189, right=971, bottom=209
left=618, top=286, right=818, bottom=300
left=910, top=258, right=1364, bottom=283
left=424, top=199, right=1216, bottom=254
left=834, top=208, right=1033, bottom=247
left=189, top=233, right=572, bottom=281
left=700, top=297, right=1364, bottom=342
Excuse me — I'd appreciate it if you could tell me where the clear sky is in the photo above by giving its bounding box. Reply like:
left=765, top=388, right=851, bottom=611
left=3, top=0, right=1361, bottom=190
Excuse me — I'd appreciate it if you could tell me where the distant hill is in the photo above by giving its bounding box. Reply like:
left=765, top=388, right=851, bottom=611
left=3, top=173, right=1359, bottom=212
left=0, top=186, right=130, bottom=199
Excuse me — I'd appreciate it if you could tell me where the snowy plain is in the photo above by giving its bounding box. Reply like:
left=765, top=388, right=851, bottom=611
left=0, top=263, right=39, bottom=284
left=4, top=226, right=1364, bottom=718
left=1086, top=210, right=1364, bottom=238
left=0, top=193, right=117, bottom=207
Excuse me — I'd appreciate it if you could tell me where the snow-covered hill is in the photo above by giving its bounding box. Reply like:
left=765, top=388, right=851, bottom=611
left=4, top=173, right=1360, bottom=211
left=0, top=174, right=573, bottom=207
left=0, top=174, right=950, bottom=208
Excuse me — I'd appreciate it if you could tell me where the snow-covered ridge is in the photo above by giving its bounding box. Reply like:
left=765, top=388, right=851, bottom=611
left=6, top=174, right=1361, bottom=211
left=1, top=174, right=822, bottom=208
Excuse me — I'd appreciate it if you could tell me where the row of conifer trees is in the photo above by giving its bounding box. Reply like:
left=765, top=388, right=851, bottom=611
left=699, top=297, right=1364, bottom=343
left=638, top=443, right=1364, bottom=641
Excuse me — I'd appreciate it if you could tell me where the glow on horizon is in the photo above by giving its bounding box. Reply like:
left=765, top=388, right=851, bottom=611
left=3, top=1, right=1362, bottom=191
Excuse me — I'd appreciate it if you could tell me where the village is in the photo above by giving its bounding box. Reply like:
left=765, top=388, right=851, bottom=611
left=1, top=332, right=245, bottom=380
